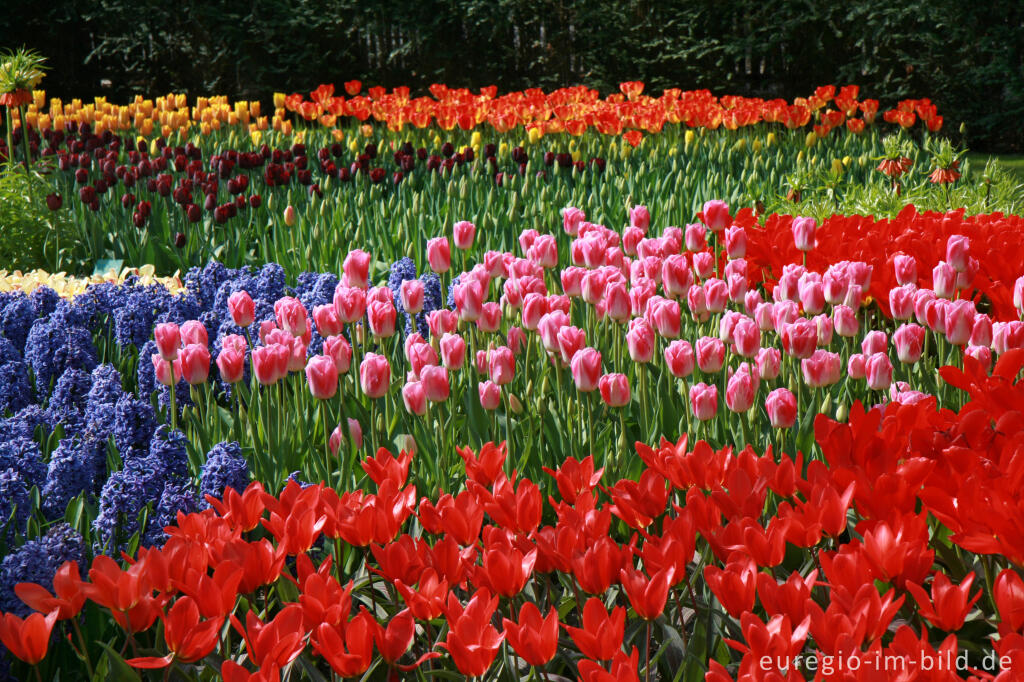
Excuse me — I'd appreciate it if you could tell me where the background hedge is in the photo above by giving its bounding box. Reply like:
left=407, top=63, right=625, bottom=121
left=5, top=0, right=1023, bottom=151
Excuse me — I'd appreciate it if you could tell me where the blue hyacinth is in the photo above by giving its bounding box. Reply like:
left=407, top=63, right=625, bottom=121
left=199, top=441, right=250, bottom=505
left=42, top=436, right=106, bottom=519
left=0, top=522, right=85, bottom=617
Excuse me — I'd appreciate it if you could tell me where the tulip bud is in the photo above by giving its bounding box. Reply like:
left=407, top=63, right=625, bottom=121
left=284, top=205, right=297, bottom=226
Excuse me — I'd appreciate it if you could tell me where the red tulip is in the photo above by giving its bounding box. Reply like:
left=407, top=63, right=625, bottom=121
left=620, top=566, right=674, bottom=621
left=311, top=609, right=375, bottom=677
left=442, top=589, right=504, bottom=677
left=503, top=602, right=558, bottom=666
left=0, top=609, right=59, bottom=665
left=907, top=572, right=981, bottom=632
left=126, top=597, right=223, bottom=668
left=564, top=597, right=625, bottom=661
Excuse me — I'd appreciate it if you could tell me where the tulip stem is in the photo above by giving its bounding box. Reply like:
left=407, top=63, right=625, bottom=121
left=645, top=620, right=653, bottom=682
left=167, top=360, right=178, bottom=432
left=70, top=617, right=95, bottom=680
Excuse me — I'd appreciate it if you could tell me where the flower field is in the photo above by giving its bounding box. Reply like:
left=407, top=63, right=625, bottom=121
left=1, top=73, right=1024, bottom=681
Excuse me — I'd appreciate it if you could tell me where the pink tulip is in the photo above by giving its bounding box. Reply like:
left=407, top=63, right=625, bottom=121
left=650, top=298, right=681, bottom=339
left=755, top=347, right=781, bottom=380
left=605, top=282, right=631, bottom=322
left=154, top=322, right=181, bottom=361
left=1014, top=276, right=1024, bottom=315
left=454, top=279, right=485, bottom=322
left=791, top=216, right=816, bottom=251
left=479, top=380, right=501, bottom=410
left=813, top=314, right=833, bottom=347
left=665, top=340, right=695, bottom=378
left=309, top=305, right=339, bottom=338
left=801, top=350, right=841, bottom=388
left=581, top=269, right=607, bottom=305
left=488, top=346, right=516, bottom=385
left=894, top=254, right=918, bottom=286
left=216, top=348, right=245, bottom=384
left=253, top=344, right=287, bottom=384
left=765, top=388, right=797, bottom=428
left=477, top=302, right=502, bottom=334
left=426, top=237, right=452, bottom=274
left=152, top=353, right=178, bottom=387
left=965, top=345, right=992, bottom=371
left=408, top=342, right=439, bottom=379
left=475, top=349, right=489, bottom=375
left=343, top=250, right=371, bottom=289
left=772, top=301, right=799, bottom=333
left=221, top=334, right=247, bottom=355
left=684, top=223, right=707, bottom=252
left=971, top=314, right=993, bottom=348
left=333, top=286, right=367, bottom=323
left=453, top=220, right=476, bottom=250
left=889, top=285, right=915, bottom=321
left=599, top=373, right=631, bottom=407
left=323, top=335, right=352, bottom=374
left=521, top=293, right=548, bottom=330
left=359, top=353, right=391, bottom=398
left=398, top=280, right=424, bottom=315
left=561, top=267, right=585, bottom=297
left=228, top=291, right=255, bottom=327
left=629, top=205, right=650, bottom=231
left=725, top=365, right=758, bottom=413
left=305, top=355, right=338, bottom=400
left=705, top=279, right=728, bottom=313
left=627, top=320, right=655, bottom=363
left=507, top=327, right=526, bottom=355
left=701, top=200, right=730, bottom=233
left=776, top=267, right=801, bottom=303
left=420, top=365, right=450, bottom=403
left=519, top=229, right=539, bottom=254
left=732, top=317, right=760, bottom=358
left=179, top=343, right=210, bottom=385
left=570, top=348, right=602, bottom=392
left=932, top=262, right=956, bottom=299
left=823, top=270, right=849, bottom=306
left=662, top=254, right=693, bottom=299
left=865, top=354, right=893, bottom=391
left=754, top=302, right=774, bottom=331
left=367, top=300, right=397, bottom=338
left=274, top=297, right=308, bottom=339
left=696, top=336, right=725, bottom=373
left=861, top=330, right=887, bottom=356
left=428, top=309, right=458, bottom=336
left=562, top=207, right=586, bottom=236
left=622, top=227, right=644, bottom=257
left=440, top=333, right=467, bottom=370
left=557, top=326, right=586, bottom=366
left=914, top=289, right=936, bottom=325
left=348, top=418, right=363, bottom=449
left=692, top=252, right=714, bottom=280
left=798, top=280, right=824, bottom=314
left=843, top=284, right=864, bottom=310
left=725, top=226, right=747, bottom=259
left=180, top=320, right=208, bottom=348
left=727, top=273, right=748, bottom=304
left=946, top=235, right=970, bottom=272
left=286, top=337, right=307, bottom=373
left=538, top=311, right=569, bottom=353
left=945, top=299, right=976, bottom=346
left=847, top=353, right=867, bottom=380
left=924, top=299, right=948, bottom=335
left=781, top=319, right=818, bottom=359
left=528, top=235, right=558, bottom=269
left=689, top=382, right=718, bottom=420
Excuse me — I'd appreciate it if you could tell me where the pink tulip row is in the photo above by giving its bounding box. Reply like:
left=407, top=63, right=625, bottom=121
left=151, top=201, right=1024, bottom=452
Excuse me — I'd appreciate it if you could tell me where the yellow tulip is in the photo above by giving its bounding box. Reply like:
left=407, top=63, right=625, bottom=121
left=752, top=139, right=763, bottom=153
left=805, top=131, right=817, bottom=147
left=684, top=130, right=695, bottom=146
left=527, top=127, right=542, bottom=144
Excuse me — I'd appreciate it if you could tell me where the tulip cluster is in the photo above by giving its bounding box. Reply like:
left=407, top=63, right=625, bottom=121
left=6, top=351, right=1024, bottom=680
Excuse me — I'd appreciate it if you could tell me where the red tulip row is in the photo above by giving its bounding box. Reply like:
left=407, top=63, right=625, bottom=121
left=4, top=351, right=1024, bottom=680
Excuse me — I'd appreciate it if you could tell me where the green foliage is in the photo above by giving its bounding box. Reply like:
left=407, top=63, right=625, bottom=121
left=0, top=169, right=74, bottom=271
